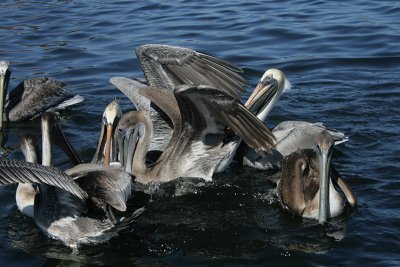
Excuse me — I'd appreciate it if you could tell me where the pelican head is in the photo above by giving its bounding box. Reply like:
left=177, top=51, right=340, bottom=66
left=315, top=130, right=335, bottom=224
left=245, top=68, right=291, bottom=121
left=118, top=111, right=153, bottom=175
left=93, top=99, right=122, bottom=165
left=116, top=111, right=142, bottom=173
left=0, top=61, right=10, bottom=129
left=103, top=99, right=122, bottom=127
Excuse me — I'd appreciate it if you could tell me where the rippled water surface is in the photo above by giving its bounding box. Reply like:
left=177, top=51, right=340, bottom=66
left=0, top=0, right=399, bottom=266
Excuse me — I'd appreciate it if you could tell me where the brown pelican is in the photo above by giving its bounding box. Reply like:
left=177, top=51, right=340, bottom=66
left=241, top=69, right=348, bottom=170
left=0, top=158, right=136, bottom=248
left=117, top=84, right=275, bottom=184
left=0, top=113, right=138, bottom=248
left=277, top=130, right=356, bottom=223
left=15, top=112, right=82, bottom=218
left=92, top=99, right=122, bottom=165
left=110, top=44, right=249, bottom=152
left=0, top=60, right=84, bottom=129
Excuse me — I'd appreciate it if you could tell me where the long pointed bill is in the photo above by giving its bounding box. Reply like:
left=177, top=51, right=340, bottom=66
left=112, top=127, right=119, bottom=163
left=318, top=149, right=332, bottom=224
left=117, top=130, right=125, bottom=168
left=337, top=177, right=357, bottom=208
left=125, top=128, right=139, bottom=173
left=0, top=61, right=10, bottom=129
left=245, top=78, right=278, bottom=119
left=103, top=124, right=113, bottom=165
left=51, top=121, right=82, bottom=165
left=92, top=125, right=106, bottom=164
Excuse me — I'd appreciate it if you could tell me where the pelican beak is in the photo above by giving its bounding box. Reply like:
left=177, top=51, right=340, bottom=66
left=92, top=123, right=106, bottom=164
left=103, top=123, right=113, bottom=165
left=117, top=127, right=126, bottom=169
left=316, top=143, right=334, bottom=224
left=46, top=112, right=82, bottom=165
left=119, top=126, right=139, bottom=174
left=337, top=176, right=357, bottom=208
left=0, top=61, right=10, bottom=129
left=245, top=76, right=278, bottom=116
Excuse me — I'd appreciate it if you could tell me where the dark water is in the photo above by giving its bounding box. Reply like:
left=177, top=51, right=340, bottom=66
left=0, top=0, right=399, bottom=266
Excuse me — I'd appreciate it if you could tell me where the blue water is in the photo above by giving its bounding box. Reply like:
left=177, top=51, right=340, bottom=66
left=0, top=0, right=399, bottom=266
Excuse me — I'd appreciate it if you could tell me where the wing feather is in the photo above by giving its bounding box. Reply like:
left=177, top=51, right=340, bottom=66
left=174, top=85, right=275, bottom=153
left=136, top=44, right=248, bottom=99
left=0, top=159, right=87, bottom=199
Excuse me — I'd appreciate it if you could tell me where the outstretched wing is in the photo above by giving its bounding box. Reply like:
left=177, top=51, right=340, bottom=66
left=136, top=44, right=248, bottom=99
left=0, top=159, right=87, bottom=199
left=174, top=85, right=276, bottom=153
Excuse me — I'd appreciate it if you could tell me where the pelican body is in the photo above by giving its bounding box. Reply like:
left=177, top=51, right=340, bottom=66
left=110, top=44, right=249, bottom=153
left=277, top=131, right=356, bottom=223
left=15, top=111, right=82, bottom=218
left=117, top=84, right=275, bottom=184
left=0, top=111, right=139, bottom=248
left=0, top=158, right=135, bottom=248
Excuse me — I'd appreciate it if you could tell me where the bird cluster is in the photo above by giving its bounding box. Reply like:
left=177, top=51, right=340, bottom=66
left=0, top=44, right=356, bottom=249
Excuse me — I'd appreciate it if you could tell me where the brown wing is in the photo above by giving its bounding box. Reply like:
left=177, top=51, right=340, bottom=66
left=174, top=85, right=275, bottom=153
left=136, top=44, right=248, bottom=100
